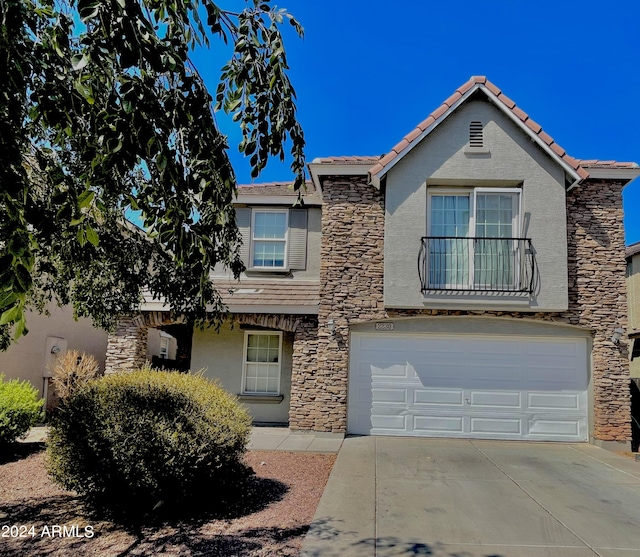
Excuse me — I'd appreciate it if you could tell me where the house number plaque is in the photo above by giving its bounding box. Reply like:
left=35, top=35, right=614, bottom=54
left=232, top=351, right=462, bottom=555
left=375, top=322, right=394, bottom=331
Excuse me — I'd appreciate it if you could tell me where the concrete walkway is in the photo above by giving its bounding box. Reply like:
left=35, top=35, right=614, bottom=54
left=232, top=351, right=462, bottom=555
left=248, top=426, right=343, bottom=453
left=302, top=437, right=640, bottom=557
left=21, top=425, right=343, bottom=453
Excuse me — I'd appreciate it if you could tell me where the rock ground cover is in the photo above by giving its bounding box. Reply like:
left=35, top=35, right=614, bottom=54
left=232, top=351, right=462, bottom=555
left=0, top=445, right=335, bottom=556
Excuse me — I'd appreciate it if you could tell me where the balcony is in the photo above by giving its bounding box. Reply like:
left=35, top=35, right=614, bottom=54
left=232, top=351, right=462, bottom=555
left=418, top=237, right=537, bottom=293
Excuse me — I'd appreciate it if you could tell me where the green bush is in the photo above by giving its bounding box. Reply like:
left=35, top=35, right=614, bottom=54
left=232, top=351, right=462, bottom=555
left=47, top=368, right=252, bottom=513
left=0, top=374, right=44, bottom=445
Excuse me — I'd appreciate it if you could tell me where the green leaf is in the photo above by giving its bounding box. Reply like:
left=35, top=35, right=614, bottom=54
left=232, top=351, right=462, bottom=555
left=77, top=228, right=87, bottom=247
left=14, top=264, right=32, bottom=292
left=0, top=305, right=20, bottom=326
left=85, top=226, right=99, bottom=247
left=78, top=0, right=101, bottom=21
left=13, top=316, right=27, bottom=340
left=0, top=292, right=18, bottom=310
left=71, top=54, right=89, bottom=71
left=78, top=190, right=95, bottom=209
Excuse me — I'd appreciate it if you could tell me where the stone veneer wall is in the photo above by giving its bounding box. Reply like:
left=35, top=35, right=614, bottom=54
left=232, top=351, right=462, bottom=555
left=104, top=312, right=180, bottom=373
left=104, top=316, right=148, bottom=373
left=288, top=316, right=320, bottom=429
left=287, top=175, right=630, bottom=444
left=289, top=177, right=386, bottom=432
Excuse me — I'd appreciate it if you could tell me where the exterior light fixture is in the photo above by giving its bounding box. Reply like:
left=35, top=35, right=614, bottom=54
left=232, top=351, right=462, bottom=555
left=611, top=327, right=624, bottom=345
left=50, top=345, right=61, bottom=354
left=327, top=319, right=336, bottom=334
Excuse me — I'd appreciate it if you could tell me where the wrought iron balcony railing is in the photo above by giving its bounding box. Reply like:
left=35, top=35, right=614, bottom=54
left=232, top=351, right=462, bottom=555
left=418, top=237, right=537, bottom=293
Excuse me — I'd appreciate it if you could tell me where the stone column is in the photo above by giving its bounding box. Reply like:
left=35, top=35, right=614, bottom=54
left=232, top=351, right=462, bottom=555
left=288, top=316, right=320, bottom=431
left=104, top=316, right=148, bottom=374
left=297, top=176, right=386, bottom=433
left=565, top=179, right=631, bottom=447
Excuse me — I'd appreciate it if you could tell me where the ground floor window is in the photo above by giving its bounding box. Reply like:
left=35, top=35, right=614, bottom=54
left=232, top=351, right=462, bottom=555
left=159, top=336, right=169, bottom=359
left=242, top=331, right=282, bottom=394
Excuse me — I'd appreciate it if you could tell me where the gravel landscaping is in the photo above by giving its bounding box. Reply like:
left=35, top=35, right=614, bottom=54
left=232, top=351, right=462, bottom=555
left=0, top=443, right=335, bottom=556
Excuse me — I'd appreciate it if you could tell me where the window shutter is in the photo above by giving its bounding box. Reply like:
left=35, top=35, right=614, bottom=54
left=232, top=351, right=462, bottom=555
left=288, top=209, right=307, bottom=270
left=236, top=208, right=251, bottom=268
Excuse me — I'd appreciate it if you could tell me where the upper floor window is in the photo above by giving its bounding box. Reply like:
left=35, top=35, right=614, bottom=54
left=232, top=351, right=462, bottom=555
left=425, top=188, right=525, bottom=291
left=251, top=210, right=288, bottom=269
left=237, top=207, right=308, bottom=272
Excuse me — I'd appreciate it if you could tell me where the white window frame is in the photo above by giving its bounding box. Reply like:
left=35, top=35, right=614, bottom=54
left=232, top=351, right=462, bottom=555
left=159, top=337, right=169, bottom=359
left=241, top=331, right=283, bottom=395
left=250, top=209, right=289, bottom=270
left=426, top=187, right=522, bottom=289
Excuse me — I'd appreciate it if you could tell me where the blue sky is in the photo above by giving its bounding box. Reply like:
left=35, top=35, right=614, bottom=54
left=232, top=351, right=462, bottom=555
left=193, top=0, right=640, bottom=245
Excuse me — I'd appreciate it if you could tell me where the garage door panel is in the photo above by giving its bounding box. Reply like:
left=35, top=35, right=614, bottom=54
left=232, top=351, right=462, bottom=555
left=372, top=388, right=408, bottom=404
left=470, top=417, right=522, bottom=435
left=467, top=364, right=522, bottom=383
left=414, top=415, right=464, bottom=434
left=526, top=365, right=584, bottom=386
left=529, top=417, right=584, bottom=437
left=525, top=341, right=578, bottom=356
left=414, top=388, right=464, bottom=406
left=371, top=414, right=406, bottom=432
left=353, top=387, right=373, bottom=404
left=470, top=391, right=521, bottom=408
left=370, top=363, right=408, bottom=378
left=528, top=392, right=582, bottom=411
left=413, top=363, right=469, bottom=381
left=348, top=333, right=588, bottom=442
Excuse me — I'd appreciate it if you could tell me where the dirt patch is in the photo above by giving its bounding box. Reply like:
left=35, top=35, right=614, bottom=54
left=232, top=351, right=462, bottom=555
left=0, top=446, right=335, bottom=556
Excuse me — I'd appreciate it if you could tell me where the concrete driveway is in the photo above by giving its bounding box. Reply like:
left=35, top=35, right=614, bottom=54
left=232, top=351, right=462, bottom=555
left=301, top=437, right=640, bottom=557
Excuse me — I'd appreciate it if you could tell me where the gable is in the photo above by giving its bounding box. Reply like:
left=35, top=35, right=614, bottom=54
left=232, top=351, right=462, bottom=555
left=369, top=77, right=587, bottom=189
left=387, top=97, right=566, bottom=205
left=382, top=95, right=570, bottom=312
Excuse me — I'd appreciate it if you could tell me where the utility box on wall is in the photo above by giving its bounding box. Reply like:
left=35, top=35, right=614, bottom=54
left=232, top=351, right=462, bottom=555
left=43, top=336, right=67, bottom=378
left=43, top=336, right=67, bottom=412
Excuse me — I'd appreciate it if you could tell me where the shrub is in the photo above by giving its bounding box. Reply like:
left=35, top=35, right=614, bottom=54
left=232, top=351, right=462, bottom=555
left=0, top=374, right=44, bottom=445
left=50, top=350, right=101, bottom=402
left=47, top=368, right=252, bottom=514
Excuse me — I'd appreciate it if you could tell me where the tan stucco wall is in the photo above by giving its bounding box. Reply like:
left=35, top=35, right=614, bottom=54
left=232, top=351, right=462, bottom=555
left=351, top=315, right=593, bottom=339
left=190, top=321, right=293, bottom=423
left=0, top=304, right=108, bottom=398
left=629, top=253, right=640, bottom=378
left=384, top=98, right=569, bottom=311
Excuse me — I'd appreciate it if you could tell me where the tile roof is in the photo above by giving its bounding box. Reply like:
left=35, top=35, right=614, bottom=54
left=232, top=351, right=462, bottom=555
left=369, top=76, right=593, bottom=182
left=312, top=156, right=382, bottom=165
left=627, top=241, right=640, bottom=259
left=237, top=180, right=316, bottom=196
left=213, top=278, right=320, bottom=311
left=575, top=160, right=639, bottom=170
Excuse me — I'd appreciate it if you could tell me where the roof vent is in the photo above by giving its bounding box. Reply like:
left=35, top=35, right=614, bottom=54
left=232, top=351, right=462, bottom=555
left=469, top=121, right=484, bottom=148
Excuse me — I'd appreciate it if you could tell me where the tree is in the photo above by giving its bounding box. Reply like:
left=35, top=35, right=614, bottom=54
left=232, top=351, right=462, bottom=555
left=0, top=0, right=306, bottom=347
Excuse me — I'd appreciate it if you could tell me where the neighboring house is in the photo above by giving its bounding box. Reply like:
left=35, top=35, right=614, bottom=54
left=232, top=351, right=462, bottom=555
left=0, top=306, right=180, bottom=409
left=628, top=241, right=640, bottom=379
left=105, top=76, right=640, bottom=449
left=627, top=241, right=640, bottom=450
left=0, top=304, right=108, bottom=409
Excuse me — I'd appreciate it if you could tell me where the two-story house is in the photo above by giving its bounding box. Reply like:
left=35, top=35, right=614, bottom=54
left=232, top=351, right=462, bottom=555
left=105, top=76, right=640, bottom=450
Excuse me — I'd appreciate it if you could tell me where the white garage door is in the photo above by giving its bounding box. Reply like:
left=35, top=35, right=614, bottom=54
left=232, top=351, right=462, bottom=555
left=348, top=333, right=588, bottom=441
